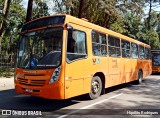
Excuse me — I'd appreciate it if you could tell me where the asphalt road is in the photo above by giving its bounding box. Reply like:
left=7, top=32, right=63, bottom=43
left=0, top=75, right=160, bottom=118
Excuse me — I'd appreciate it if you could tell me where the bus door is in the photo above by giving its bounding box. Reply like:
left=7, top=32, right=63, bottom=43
left=65, top=28, right=89, bottom=99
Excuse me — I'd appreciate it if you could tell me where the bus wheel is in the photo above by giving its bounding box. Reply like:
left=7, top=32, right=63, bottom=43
left=87, top=76, right=102, bottom=99
left=136, top=70, right=143, bottom=84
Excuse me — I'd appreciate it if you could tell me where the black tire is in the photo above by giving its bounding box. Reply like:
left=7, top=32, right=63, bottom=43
left=87, top=76, right=102, bottom=100
left=136, top=70, right=143, bottom=84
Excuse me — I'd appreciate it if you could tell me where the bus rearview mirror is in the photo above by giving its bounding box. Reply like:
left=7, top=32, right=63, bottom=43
left=66, top=23, right=73, bottom=30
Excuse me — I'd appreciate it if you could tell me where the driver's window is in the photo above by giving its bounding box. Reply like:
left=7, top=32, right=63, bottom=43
left=67, top=29, right=87, bottom=62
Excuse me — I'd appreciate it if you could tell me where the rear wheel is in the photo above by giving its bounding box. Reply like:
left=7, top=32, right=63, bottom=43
left=87, top=76, right=102, bottom=99
left=136, top=70, right=143, bottom=84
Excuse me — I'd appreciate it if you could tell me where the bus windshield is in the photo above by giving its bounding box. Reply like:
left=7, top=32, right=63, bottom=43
left=152, top=51, right=160, bottom=66
left=17, top=27, right=63, bottom=69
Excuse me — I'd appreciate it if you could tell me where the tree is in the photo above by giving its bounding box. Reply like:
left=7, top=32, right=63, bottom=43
left=78, top=0, right=84, bottom=18
left=1, top=0, right=26, bottom=54
left=0, top=0, right=11, bottom=53
left=145, top=0, right=160, bottom=30
left=53, top=0, right=68, bottom=14
left=32, top=0, right=49, bottom=19
left=26, top=0, right=33, bottom=22
left=52, top=0, right=160, bottom=49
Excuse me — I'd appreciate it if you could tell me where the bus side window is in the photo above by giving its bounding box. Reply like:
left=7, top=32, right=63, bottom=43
left=108, top=35, right=120, bottom=57
left=92, top=31, right=107, bottom=56
left=139, top=46, right=145, bottom=59
left=121, top=40, right=130, bottom=58
left=131, top=43, right=138, bottom=59
left=145, top=48, right=150, bottom=60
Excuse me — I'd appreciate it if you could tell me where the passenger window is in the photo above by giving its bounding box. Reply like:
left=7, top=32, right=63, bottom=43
left=131, top=43, right=138, bottom=59
left=145, top=48, right=150, bottom=60
left=139, top=46, right=145, bottom=59
left=92, top=31, right=107, bottom=56
left=108, top=35, right=121, bottom=57
left=121, top=40, right=130, bottom=58
left=67, top=30, right=87, bottom=62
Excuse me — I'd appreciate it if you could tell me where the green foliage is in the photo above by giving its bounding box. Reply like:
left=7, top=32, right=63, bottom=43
left=1, top=0, right=26, bottom=54
left=33, top=0, right=50, bottom=19
left=110, top=20, right=126, bottom=34
left=122, top=12, right=143, bottom=39
left=142, top=11, right=160, bottom=49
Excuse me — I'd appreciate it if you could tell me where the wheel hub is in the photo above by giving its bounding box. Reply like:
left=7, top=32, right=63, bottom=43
left=92, top=81, right=100, bottom=94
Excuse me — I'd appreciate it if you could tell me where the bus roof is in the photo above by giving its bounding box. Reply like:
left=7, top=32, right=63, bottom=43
left=64, top=14, right=150, bottom=48
left=24, top=14, right=150, bottom=48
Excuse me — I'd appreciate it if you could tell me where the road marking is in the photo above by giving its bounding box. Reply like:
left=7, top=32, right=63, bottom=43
left=58, top=93, right=123, bottom=118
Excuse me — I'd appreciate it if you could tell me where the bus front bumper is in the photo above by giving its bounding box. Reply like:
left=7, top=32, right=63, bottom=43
left=15, top=80, right=64, bottom=99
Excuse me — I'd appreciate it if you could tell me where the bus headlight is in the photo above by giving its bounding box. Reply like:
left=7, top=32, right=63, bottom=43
left=49, top=66, right=61, bottom=84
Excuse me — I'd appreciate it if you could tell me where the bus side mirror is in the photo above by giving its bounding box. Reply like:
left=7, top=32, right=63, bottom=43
left=66, top=23, right=73, bottom=30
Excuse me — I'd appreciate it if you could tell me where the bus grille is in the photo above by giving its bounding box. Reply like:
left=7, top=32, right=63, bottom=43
left=17, top=78, right=46, bottom=86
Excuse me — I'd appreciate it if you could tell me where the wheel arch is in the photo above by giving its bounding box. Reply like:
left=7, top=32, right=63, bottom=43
left=139, top=69, right=143, bottom=78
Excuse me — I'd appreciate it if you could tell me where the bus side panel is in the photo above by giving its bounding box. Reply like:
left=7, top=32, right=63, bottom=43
left=131, top=59, right=138, bottom=81
left=148, top=60, right=152, bottom=75
left=145, top=60, right=152, bottom=77
left=121, top=58, right=132, bottom=83
left=108, top=57, right=122, bottom=87
left=149, top=60, right=152, bottom=74
left=143, top=60, right=150, bottom=77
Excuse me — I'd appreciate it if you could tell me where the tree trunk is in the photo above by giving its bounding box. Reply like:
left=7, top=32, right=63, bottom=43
left=0, top=0, right=11, bottom=53
left=147, top=0, right=152, bottom=30
left=26, top=0, right=34, bottom=22
left=78, top=0, right=84, bottom=18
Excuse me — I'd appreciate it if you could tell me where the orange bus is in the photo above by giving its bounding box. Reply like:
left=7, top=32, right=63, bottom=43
left=151, top=50, right=160, bottom=73
left=15, top=14, right=152, bottom=100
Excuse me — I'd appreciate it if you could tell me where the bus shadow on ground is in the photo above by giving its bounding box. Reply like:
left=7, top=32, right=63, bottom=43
left=0, top=89, right=79, bottom=111
left=151, top=73, right=160, bottom=75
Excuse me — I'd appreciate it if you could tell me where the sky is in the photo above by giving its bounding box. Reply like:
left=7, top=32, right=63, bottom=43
left=21, top=0, right=28, bottom=9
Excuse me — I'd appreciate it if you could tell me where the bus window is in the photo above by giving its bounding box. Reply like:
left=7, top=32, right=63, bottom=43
left=121, top=40, right=130, bottom=58
left=131, top=43, right=138, bottom=59
left=152, top=51, right=160, bottom=66
left=145, top=48, right=150, bottom=60
left=67, top=30, right=87, bottom=62
left=92, top=31, right=107, bottom=56
left=108, top=35, right=121, bottom=57
left=139, top=46, right=145, bottom=59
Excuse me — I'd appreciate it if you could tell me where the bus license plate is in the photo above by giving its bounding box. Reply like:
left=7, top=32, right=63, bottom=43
left=25, top=88, right=33, bottom=92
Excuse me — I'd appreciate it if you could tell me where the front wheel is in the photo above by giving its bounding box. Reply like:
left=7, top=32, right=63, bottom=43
left=87, top=76, right=102, bottom=100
